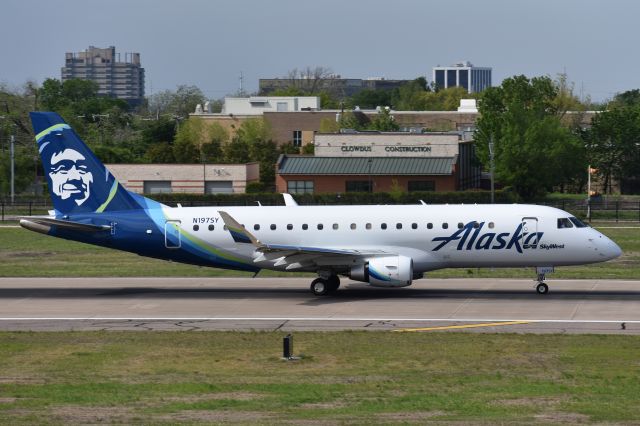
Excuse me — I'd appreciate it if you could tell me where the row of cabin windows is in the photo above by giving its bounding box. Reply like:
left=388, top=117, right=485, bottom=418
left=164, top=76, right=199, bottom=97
left=192, top=221, right=495, bottom=232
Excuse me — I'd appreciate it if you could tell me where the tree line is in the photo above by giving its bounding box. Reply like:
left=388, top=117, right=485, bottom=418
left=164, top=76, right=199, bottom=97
left=1, top=72, right=639, bottom=199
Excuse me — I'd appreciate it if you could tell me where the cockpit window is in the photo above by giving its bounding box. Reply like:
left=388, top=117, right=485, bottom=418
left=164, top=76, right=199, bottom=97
left=557, top=218, right=574, bottom=229
left=569, top=217, right=588, bottom=228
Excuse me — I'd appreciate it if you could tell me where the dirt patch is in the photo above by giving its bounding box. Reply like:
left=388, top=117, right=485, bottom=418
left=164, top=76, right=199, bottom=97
left=493, top=396, right=566, bottom=407
left=299, top=400, right=348, bottom=409
left=377, top=411, right=446, bottom=422
left=51, top=405, right=136, bottom=423
left=158, top=410, right=272, bottom=423
left=158, top=392, right=264, bottom=403
left=0, top=377, right=46, bottom=384
left=0, top=397, right=17, bottom=403
left=535, top=412, right=590, bottom=423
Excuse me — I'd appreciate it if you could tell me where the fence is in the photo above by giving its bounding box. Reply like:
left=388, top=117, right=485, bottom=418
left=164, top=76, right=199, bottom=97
left=2, top=198, right=640, bottom=223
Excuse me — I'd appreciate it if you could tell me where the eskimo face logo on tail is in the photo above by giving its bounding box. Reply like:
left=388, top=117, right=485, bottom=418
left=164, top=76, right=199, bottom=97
left=48, top=148, right=93, bottom=206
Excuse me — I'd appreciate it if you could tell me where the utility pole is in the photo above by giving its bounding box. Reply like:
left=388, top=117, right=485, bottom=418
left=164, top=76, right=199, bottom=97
left=489, top=137, right=495, bottom=204
left=10, top=133, right=15, bottom=204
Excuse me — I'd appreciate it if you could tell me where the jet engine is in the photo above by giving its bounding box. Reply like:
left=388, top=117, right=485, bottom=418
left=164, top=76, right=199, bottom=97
left=349, top=255, right=413, bottom=287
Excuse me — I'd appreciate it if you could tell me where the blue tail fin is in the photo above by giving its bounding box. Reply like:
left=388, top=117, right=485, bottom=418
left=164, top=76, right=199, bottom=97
left=30, top=112, right=141, bottom=215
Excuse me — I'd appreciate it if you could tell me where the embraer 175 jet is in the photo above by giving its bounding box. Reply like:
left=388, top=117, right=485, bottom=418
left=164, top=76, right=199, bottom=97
left=21, top=112, right=622, bottom=295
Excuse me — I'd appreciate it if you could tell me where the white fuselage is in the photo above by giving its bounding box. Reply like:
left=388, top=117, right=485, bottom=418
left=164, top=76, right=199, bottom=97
left=161, top=203, right=621, bottom=273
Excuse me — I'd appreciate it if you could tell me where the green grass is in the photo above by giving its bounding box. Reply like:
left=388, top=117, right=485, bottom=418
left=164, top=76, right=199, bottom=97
left=0, top=224, right=638, bottom=279
left=0, top=332, right=639, bottom=424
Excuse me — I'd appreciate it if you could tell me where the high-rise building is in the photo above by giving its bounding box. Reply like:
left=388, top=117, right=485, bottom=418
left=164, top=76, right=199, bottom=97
left=61, top=46, right=145, bottom=107
left=432, top=61, right=491, bottom=93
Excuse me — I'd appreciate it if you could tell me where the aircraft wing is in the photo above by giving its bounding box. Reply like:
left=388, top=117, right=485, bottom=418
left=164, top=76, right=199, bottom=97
left=218, top=210, right=390, bottom=271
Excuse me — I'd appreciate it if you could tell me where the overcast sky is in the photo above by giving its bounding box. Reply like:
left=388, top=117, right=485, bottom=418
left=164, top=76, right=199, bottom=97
left=1, top=0, right=636, bottom=102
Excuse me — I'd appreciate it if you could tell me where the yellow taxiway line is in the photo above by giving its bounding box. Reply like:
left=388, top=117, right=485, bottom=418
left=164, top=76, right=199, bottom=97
left=394, top=320, right=531, bottom=332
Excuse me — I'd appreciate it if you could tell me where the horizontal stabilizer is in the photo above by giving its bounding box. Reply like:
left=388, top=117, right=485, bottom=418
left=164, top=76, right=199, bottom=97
left=20, top=216, right=111, bottom=234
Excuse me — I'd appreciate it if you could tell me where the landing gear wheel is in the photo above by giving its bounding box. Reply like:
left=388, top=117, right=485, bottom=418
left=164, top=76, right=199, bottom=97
left=310, top=278, right=329, bottom=296
left=536, top=282, right=549, bottom=295
left=327, top=276, right=340, bottom=292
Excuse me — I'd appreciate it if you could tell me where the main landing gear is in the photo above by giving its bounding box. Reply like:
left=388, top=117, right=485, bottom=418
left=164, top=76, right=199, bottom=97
left=535, top=273, right=549, bottom=295
left=310, top=275, right=340, bottom=296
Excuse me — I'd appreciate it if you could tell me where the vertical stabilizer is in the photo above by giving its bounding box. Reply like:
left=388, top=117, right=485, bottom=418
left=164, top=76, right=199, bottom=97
left=30, top=112, right=140, bottom=215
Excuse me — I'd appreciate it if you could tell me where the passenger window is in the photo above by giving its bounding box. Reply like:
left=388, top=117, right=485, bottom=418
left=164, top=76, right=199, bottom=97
left=366, top=223, right=372, bottom=230
left=193, top=225, right=199, bottom=231
left=223, top=225, right=228, bottom=231
left=427, top=223, right=433, bottom=229
left=396, top=223, right=402, bottom=230
left=488, top=222, right=495, bottom=229
left=411, top=223, right=417, bottom=229
left=442, top=223, right=448, bottom=229
left=333, top=223, right=339, bottom=230
left=254, top=224, right=260, bottom=231
left=458, top=222, right=464, bottom=229
left=270, top=224, right=277, bottom=230
left=287, top=224, right=293, bottom=230
left=350, top=223, right=357, bottom=230
left=557, top=218, right=574, bottom=229
left=381, top=223, right=387, bottom=230
left=569, top=217, right=588, bottom=228
left=317, top=224, right=323, bottom=230
left=473, top=222, right=480, bottom=229
left=302, top=224, right=308, bottom=230
left=208, top=224, right=215, bottom=231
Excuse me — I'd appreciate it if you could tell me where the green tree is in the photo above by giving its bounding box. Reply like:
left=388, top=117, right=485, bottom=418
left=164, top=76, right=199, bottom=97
left=475, top=75, right=586, bottom=200
left=369, top=107, right=399, bottom=131
left=584, top=104, right=640, bottom=193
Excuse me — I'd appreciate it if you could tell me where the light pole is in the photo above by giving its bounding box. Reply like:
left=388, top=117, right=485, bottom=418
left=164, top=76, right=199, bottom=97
left=488, top=137, right=495, bottom=204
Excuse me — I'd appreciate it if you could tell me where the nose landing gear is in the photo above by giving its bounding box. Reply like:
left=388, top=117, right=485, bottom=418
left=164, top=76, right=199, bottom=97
left=535, top=273, right=549, bottom=295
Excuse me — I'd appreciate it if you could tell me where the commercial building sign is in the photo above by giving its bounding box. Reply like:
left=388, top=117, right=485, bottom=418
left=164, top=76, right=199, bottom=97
left=315, top=133, right=461, bottom=157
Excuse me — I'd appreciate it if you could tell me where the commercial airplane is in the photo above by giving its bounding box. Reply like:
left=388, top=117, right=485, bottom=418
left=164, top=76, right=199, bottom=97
left=21, top=112, right=622, bottom=296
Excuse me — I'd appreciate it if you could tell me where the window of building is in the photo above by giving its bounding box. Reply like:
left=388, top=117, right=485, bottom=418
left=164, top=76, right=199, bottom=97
left=293, top=130, right=302, bottom=148
left=277, top=102, right=288, bottom=112
left=333, top=223, right=339, bottom=230
left=427, top=223, right=433, bottom=229
left=447, top=69, right=457, bottom=87
left=287, top=224, right=293, bottom=230
left=381, top=223, right=387, bottom=230
left=346, top=180, right=372, bottom=192
left=143, top=180, right=172, bottom=194
left=435, top=70, right=445, bottom=89
left=208, top=225, right=215, bottom=231
left=302, top=224, right=308, bottom=230
left=287, top=180, right=314, bottom=194
left=442, top=223, right=448, bottom=229
left=254, top=224, right=260, bottom=231
left=396, top=223, right=402, bottom=230
left=205, top=181, right=233, bottom=194
left=408, top=181, right=435, bottom=192
left=270, top=224, right=277, bottom=230
left=193, top=225, right=199, bottom=231
left=317, top=224, right=323, bottom=230
left=411, top=223, right=417, bottom=229
left=458, top=69, right=469, bottom=91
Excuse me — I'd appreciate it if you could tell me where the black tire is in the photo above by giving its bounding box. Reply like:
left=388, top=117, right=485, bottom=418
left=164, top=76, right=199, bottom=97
left=327, top=276, right=340, bottom=292
left=536, top=282, right=549, bottom=295
left=311, top=278, right=329, bottom=296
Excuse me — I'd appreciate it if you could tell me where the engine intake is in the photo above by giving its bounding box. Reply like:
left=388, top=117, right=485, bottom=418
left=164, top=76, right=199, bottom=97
left=350, top=255, right=413, bottom=287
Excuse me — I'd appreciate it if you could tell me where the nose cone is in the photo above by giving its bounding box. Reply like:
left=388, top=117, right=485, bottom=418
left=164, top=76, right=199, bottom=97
left=605, top=238, right=623, bottom=260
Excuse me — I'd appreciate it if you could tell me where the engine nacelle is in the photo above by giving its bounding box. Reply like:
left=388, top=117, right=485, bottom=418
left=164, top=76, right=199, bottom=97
left=350, top=255, right=413, bottom=287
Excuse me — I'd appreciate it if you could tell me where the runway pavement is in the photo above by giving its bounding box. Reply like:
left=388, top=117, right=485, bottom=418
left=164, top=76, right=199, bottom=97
left=0, top=277, right=639, bottom=334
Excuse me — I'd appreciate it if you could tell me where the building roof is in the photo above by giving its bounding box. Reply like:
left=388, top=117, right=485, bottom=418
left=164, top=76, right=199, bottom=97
left=278, top=156, right=456, bottom=175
